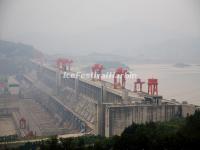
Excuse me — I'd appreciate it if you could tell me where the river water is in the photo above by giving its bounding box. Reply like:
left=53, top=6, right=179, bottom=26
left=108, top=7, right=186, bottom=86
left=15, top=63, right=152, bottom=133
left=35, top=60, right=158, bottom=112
left=80, top=63, right=200, bottom=105
left=123, top=64, right=200, bottom=105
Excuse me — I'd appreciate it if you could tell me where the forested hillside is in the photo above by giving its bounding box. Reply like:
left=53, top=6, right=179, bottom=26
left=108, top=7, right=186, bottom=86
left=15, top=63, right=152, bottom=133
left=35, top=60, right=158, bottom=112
left=0, top=40, right=41, bottom=75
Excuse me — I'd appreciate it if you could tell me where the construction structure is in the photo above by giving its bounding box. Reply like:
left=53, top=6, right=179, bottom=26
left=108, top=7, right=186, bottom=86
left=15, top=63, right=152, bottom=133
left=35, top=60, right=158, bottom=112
left=56, top=58, right=73, bottom=71
left=19, top=118, right=26, bottom=129
left=114, top=67, right=128, bottom=89
left=14, top=59, right=196, bottom=138
left=91, top=64, right=104, bottom=81
left=134, top=78, right=145, bottom=92
left=148, top=78, right=158, bottom=96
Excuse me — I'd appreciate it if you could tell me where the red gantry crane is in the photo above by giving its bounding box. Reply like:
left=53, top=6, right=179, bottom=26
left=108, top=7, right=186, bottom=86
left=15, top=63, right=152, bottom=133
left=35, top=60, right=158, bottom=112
left=91, top=64, right=104, bottom=81
left=56, top=58, right=73, bottom=71
left=66, top=59, right=73, bottom=71
left=148, top=78, right=158, bottom=95
left=134, top=78, right=145, bottom=92
left=19, top=117, right=26, bottom=129
left=114, top=67, right=128, bottom=89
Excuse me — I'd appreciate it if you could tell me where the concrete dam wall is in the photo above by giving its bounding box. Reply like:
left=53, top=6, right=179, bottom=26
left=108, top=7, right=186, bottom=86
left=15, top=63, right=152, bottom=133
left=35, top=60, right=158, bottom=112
left=23, top=60, right=196, bottom=137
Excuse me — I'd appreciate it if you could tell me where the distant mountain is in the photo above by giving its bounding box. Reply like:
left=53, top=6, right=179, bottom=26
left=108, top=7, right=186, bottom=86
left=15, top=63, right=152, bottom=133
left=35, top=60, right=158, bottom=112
left=82, top=60, right=129, bottom=73
left=131, top=37, right=200, bottom=64
left=174, top=63, right=191, bottom=68
left=75, top=37, right=200, bottom=64
left=0, top=40, right=42, bottom=75
left=0, top=40, right=42, bottom=59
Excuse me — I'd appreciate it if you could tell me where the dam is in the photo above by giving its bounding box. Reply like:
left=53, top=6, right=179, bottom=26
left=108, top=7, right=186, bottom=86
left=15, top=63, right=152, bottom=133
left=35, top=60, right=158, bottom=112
left=17, top=59, right=196, bottom=137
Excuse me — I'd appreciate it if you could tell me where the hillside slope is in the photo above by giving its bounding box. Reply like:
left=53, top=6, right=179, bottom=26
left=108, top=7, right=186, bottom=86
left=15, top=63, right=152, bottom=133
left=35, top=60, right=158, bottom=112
left=0, top=40, right=42, bottom=75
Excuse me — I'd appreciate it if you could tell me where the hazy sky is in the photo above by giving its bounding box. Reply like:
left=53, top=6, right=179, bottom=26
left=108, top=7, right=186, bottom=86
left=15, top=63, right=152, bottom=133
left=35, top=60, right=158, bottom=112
left=0, top=0, right=200, bottom=55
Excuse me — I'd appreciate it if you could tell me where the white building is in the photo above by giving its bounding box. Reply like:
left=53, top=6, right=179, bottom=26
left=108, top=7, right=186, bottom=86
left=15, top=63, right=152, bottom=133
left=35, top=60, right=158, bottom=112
left=8, top=77, right=20, bottom=95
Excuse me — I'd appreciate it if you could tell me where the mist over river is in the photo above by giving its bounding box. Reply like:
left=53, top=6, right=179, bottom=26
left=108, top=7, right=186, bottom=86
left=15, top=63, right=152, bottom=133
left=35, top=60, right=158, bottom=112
left=101, top=64, right=200, bottom=105
left=126, top=64, right=200, bottom=105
